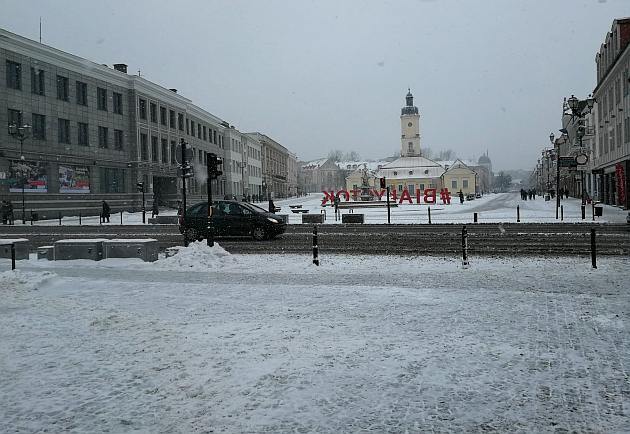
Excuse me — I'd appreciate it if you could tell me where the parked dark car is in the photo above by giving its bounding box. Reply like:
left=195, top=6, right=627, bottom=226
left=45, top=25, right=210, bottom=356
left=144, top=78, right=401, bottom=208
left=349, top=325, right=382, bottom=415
left=179, top=200, right=286, bottom=241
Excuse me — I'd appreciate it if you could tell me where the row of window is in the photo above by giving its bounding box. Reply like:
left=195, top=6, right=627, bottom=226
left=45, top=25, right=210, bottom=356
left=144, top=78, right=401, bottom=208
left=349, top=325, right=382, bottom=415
left=7, top=108, right=123, bottom=149
left=136, top=97, right=223, bottom=148
left=6, top=61, right=124, bottom=113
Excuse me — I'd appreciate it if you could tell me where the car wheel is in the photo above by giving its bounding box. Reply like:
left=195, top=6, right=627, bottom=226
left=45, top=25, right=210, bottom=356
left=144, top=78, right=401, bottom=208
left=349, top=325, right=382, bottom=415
left=252, top=225, right=267, bottom=241
left=185, top=227, right=200, bottom=241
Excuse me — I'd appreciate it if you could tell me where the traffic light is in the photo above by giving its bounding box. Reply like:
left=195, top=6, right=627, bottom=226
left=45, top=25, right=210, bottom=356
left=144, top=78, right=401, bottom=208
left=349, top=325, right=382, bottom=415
left=379, top=177, right=386, bottom=189
left=136, top=182, right=144, bottom=192
left=181, top=164, right=194, bottom=179
left=208, top=153, right=223, bottom=179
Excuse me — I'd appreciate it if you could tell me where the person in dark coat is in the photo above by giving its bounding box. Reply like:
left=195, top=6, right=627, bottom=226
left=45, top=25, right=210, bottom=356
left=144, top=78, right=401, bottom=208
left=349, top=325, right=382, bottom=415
left=101, top=200, right=111, bottom=223
left=268, top=198, right=276, bottom=214
left=1, top=201, right=7, bottom=225
left=459, top=190, right=465, bottom=204
left=151, top=198, right=159, bottom=218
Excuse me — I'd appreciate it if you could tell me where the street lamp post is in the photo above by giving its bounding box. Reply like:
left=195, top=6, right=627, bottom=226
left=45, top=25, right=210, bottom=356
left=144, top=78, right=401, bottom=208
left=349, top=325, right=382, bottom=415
left=8, top=122, right=32, bottom=224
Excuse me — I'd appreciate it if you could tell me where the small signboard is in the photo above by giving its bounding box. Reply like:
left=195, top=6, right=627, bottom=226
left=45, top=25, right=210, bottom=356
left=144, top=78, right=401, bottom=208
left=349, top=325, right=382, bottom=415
left=558, top=156, right=577, bottom=168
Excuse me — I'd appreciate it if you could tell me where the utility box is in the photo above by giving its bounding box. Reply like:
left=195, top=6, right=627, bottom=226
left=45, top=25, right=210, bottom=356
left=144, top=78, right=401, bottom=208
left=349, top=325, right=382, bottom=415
left=54, top=239, right=107, bottom=261
left=0, top=239, right=30, bottom=260
left=342, top=214, right=365, bottom=224
left=302, top=214, right=324, bottom=224
left=37, top=246, right=54, bottom=261
left=103, top=239, right=159, bottom=262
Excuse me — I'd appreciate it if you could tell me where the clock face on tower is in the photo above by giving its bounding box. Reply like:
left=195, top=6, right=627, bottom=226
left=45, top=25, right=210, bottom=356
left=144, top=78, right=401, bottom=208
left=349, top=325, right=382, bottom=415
left=408, top=122, right=412, bottom=127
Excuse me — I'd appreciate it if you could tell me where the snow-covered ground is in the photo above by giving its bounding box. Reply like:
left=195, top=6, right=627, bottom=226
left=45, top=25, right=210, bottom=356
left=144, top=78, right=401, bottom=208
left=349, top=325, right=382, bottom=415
left=1, top=244, right=629, bottom=432
left=23, top=192, right=630, bottom=225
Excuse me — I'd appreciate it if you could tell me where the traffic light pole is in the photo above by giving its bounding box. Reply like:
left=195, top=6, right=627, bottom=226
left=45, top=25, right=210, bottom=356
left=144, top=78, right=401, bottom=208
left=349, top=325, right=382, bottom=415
left=206, top=158, right=214, bottom=247
left=181, top=139, right=188, bottom=247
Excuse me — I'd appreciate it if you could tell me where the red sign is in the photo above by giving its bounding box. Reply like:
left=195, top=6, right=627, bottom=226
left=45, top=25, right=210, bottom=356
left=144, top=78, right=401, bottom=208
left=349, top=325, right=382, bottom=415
left=616, top=163, right=626, bottom=205
left=322, top=188, right=452, bottom=205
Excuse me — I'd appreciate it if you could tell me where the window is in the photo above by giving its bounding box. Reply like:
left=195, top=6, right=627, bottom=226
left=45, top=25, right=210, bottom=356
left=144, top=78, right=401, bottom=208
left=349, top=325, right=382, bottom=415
left=169, top=110, right=176, bottom=129
left=408, top=170, right=413, bottom=175
left=408, top=143, right=413, bottom=153
left=393, top=171, right=398, bottom=176
left=114, top=129, right=124, bottom=150
left=140, top=133, right=148, bottom=160
left=170, top=141, right=176, bottom=165
left=58, top=118, right=70, bottom=144
left=32, top=114, right=46, bottom=140
left=8, top=109, right=22, bottom=127
left=178, top=113, right=184, bottom=131
left=138, top=98, right=147, bottom=119
left=203, top=126, right=207, bottom=141
left=31, top=68, right=45, bottom=95
left=187, top=119, right=191, bottom=135
left=198, top=124, right=202, bottom=139
left=78, top=122, right=89, bottom=146
left=95, top=87, right=107, bottom=110
left=409, top=185, right=415, bottom=195
left=76, top=81, right=88, bottom=105
left=150, top=102, right=157, bottom=123
left=151, top=136, right=158, bottom=162
left=161, top=139, right=168, bottom=163
left=98, top=126, right=109, bottom=148
left=100, top=167, right=125, bottom=193
left=160, top=106, right=167, bottom=125
left=57, top=75, right=69, bottom=101
left=463, top=179, right=469, bottom=189
left=213, top=130, right=217, bottom=144
left=452, top=180, right=458, bottom=189
left=398, top=184, right=403, bottom=192
left=419, top=183, right=425, bottom=191
left=6, top=60, right=22, bottom=89
left=113, top=92, right=123, bottom=114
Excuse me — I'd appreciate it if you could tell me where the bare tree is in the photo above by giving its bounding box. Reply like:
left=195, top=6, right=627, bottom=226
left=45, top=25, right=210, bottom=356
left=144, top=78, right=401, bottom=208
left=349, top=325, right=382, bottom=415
left=327, top=149, right=344, bottom=162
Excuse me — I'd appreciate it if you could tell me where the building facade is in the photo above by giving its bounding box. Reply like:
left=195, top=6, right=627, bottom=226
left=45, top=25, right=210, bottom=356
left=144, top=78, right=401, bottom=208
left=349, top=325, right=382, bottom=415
left=247, top=132, right=290, bottom=199
left=592, top=17, right=630, bottom=209
left=0, top=27, right=271, bottom=217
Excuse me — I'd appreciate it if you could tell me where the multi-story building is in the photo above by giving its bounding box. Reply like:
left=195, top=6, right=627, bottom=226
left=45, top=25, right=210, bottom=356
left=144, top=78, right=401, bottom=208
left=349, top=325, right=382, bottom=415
left=0, top=27, right=268, bottom=218
left=592, top=17, right=630, bottom=209
left=287, top=152, right=298, bottom=196
left=247, top=132, right=289, bottom=199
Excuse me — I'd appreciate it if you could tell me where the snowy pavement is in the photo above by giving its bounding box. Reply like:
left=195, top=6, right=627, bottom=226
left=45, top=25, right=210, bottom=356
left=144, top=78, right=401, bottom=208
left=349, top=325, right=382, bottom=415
left=21, top=192, right=630, bottom=225
left=1, top=244, right=629, bottom=432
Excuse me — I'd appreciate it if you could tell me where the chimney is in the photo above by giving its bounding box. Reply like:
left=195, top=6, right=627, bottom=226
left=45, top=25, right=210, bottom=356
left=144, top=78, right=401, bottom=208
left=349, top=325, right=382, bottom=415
left=113, top=63, right=128, bottom=73
left=169, top=88, right=177, bottom=93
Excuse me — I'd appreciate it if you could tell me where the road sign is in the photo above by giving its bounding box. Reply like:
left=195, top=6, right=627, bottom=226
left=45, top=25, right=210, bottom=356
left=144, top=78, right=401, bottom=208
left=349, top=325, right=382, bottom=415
left=558, top=156, right=577, bottom=168
left=575, top=154, right=589, bottom=165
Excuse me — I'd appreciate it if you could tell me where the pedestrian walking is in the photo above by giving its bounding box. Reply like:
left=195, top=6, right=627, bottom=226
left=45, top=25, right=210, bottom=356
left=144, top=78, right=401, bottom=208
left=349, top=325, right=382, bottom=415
left=268, top=198, right=276, bottom=214
left=151, top=198, right=159, bottom=218
left=101, top=200, right=111, bottom=223
left=6, top=200, right=14, bottom=224
left=459, top=190, right=465, bottom=204
left=1, top=200, right=7, bottom=225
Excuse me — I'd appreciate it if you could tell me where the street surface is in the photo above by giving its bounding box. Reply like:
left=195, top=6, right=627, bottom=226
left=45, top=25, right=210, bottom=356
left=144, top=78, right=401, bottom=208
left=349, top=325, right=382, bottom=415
left=1, top=250, right=629, bottom=433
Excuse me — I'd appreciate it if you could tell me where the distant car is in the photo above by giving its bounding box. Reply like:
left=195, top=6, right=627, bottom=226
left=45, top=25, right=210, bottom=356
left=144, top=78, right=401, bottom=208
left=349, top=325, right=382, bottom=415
left=466, top=193, right=475, bottom=201
left=179, top=200, right=286, bottom=241
left=475, top=193, right=482, bottom=199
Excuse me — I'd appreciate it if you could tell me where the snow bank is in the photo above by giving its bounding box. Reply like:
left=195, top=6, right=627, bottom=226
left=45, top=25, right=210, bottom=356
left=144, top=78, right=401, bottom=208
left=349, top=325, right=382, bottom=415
left=154, top=241, right=238, bottom=271
left=0, top=270, right=56, bottom=292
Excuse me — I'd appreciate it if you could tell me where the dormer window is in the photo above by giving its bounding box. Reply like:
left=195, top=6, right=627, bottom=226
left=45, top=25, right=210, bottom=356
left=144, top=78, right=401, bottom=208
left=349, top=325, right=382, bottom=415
left=393, top=171, right=398, bottom=176
left=424, top=169, right=429, bottom=175
left=408, top=171, right=413, bottom=175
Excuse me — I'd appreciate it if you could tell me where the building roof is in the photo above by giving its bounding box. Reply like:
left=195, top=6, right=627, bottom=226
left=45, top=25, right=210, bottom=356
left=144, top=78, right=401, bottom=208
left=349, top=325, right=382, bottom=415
left=381, top=156, right=442, bottom=169
left=301, top=158, right=330, bottom=169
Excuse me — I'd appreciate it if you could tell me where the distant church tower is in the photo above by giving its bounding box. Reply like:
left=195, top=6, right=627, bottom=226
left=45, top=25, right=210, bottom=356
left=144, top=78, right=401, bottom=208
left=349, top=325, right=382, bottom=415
left=400, top=89, right=421, bottom=157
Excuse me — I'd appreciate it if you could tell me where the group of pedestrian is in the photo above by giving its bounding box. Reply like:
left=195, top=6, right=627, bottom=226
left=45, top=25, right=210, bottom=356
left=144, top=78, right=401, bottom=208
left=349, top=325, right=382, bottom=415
left=1, top=200, right=15, bottom=225
left=520, top=189, right=537, bottom=200
left=558, top=188, right=570, bottom=199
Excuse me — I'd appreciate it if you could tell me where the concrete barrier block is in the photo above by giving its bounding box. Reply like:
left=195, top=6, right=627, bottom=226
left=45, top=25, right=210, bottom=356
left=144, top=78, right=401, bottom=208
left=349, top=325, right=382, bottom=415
left=302, top=214, right=324, bottom=224
left=0, top=239, right=30, bottom=260
left=37, top=246, right=54, bottom=261
left=103, top=239, right=158, bottom=262
left=148, top=215, right=179, bottom=224
left=342, top=214, right=365, bottom=224
left=54, top=239, right=107, bottom=261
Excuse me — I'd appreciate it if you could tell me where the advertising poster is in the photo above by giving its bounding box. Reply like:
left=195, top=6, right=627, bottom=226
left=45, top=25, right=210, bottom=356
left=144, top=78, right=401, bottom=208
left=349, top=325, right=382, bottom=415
left=616, top=162, right=626, bottom=206
left=59, top=165, right=90, bottom=193
left=8, top=160, right=48, bottom=193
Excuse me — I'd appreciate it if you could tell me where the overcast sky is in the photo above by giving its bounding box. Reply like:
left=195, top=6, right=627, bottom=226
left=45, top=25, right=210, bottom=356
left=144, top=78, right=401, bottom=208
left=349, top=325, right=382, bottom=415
left=1, top=0, right=628, bottom=170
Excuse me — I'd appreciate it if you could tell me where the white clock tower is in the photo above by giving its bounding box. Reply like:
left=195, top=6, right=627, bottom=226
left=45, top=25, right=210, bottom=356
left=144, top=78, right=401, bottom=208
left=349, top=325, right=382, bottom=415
left=400, top=89, right=421, bottom=157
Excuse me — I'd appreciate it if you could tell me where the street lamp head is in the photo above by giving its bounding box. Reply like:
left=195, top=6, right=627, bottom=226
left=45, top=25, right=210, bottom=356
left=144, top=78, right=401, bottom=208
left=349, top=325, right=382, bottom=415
left=549, top=132, right=555, bottom=144
left=586, top=94, right=595, bottom=111
left=8, top=123, right=17, bottom=135
left=567, top=94, right=580, bottom=113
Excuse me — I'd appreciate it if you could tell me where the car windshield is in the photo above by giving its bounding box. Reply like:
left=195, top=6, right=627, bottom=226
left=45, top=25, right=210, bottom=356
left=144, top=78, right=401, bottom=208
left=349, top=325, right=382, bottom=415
left=240, top=202, right=269, bottom=214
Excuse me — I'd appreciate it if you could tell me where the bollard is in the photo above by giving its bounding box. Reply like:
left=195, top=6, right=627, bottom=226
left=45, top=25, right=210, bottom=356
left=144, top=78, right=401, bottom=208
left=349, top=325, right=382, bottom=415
left=79, top=211, right=82, bottom=225
left=59, top=212, right=62, bottom=226
left=561, top=205, right=563, bottom=221
left=591, top=228, right=597, bottom=269
left=11, top=243, right=16, bottom=270
left=517, top=205, right=520, bottom=223
left=428, top=206, right=432, bottom=224
left=592, top=203, right=595, bottom=221
left=99, top=213, right=102, bottom=225
left=462, top=225, right=469, bottom=268
left=581, top=205, right=585, bottom=220
left=320, top=209, right=326, bottom=222
left=473, top=212, right=478, bottom=223
left=120, top=210, right=123, bottom=225
left=312, top=225, right=319, bottom=266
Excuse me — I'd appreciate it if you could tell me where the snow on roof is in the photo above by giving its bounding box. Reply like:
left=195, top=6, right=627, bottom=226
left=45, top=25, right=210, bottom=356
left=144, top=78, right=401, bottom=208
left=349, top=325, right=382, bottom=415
left=337, top=161, right=388, bottom=171
left=381, top=156, right=443, bottom=169
left=301, top=158, right=330, bottom=169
